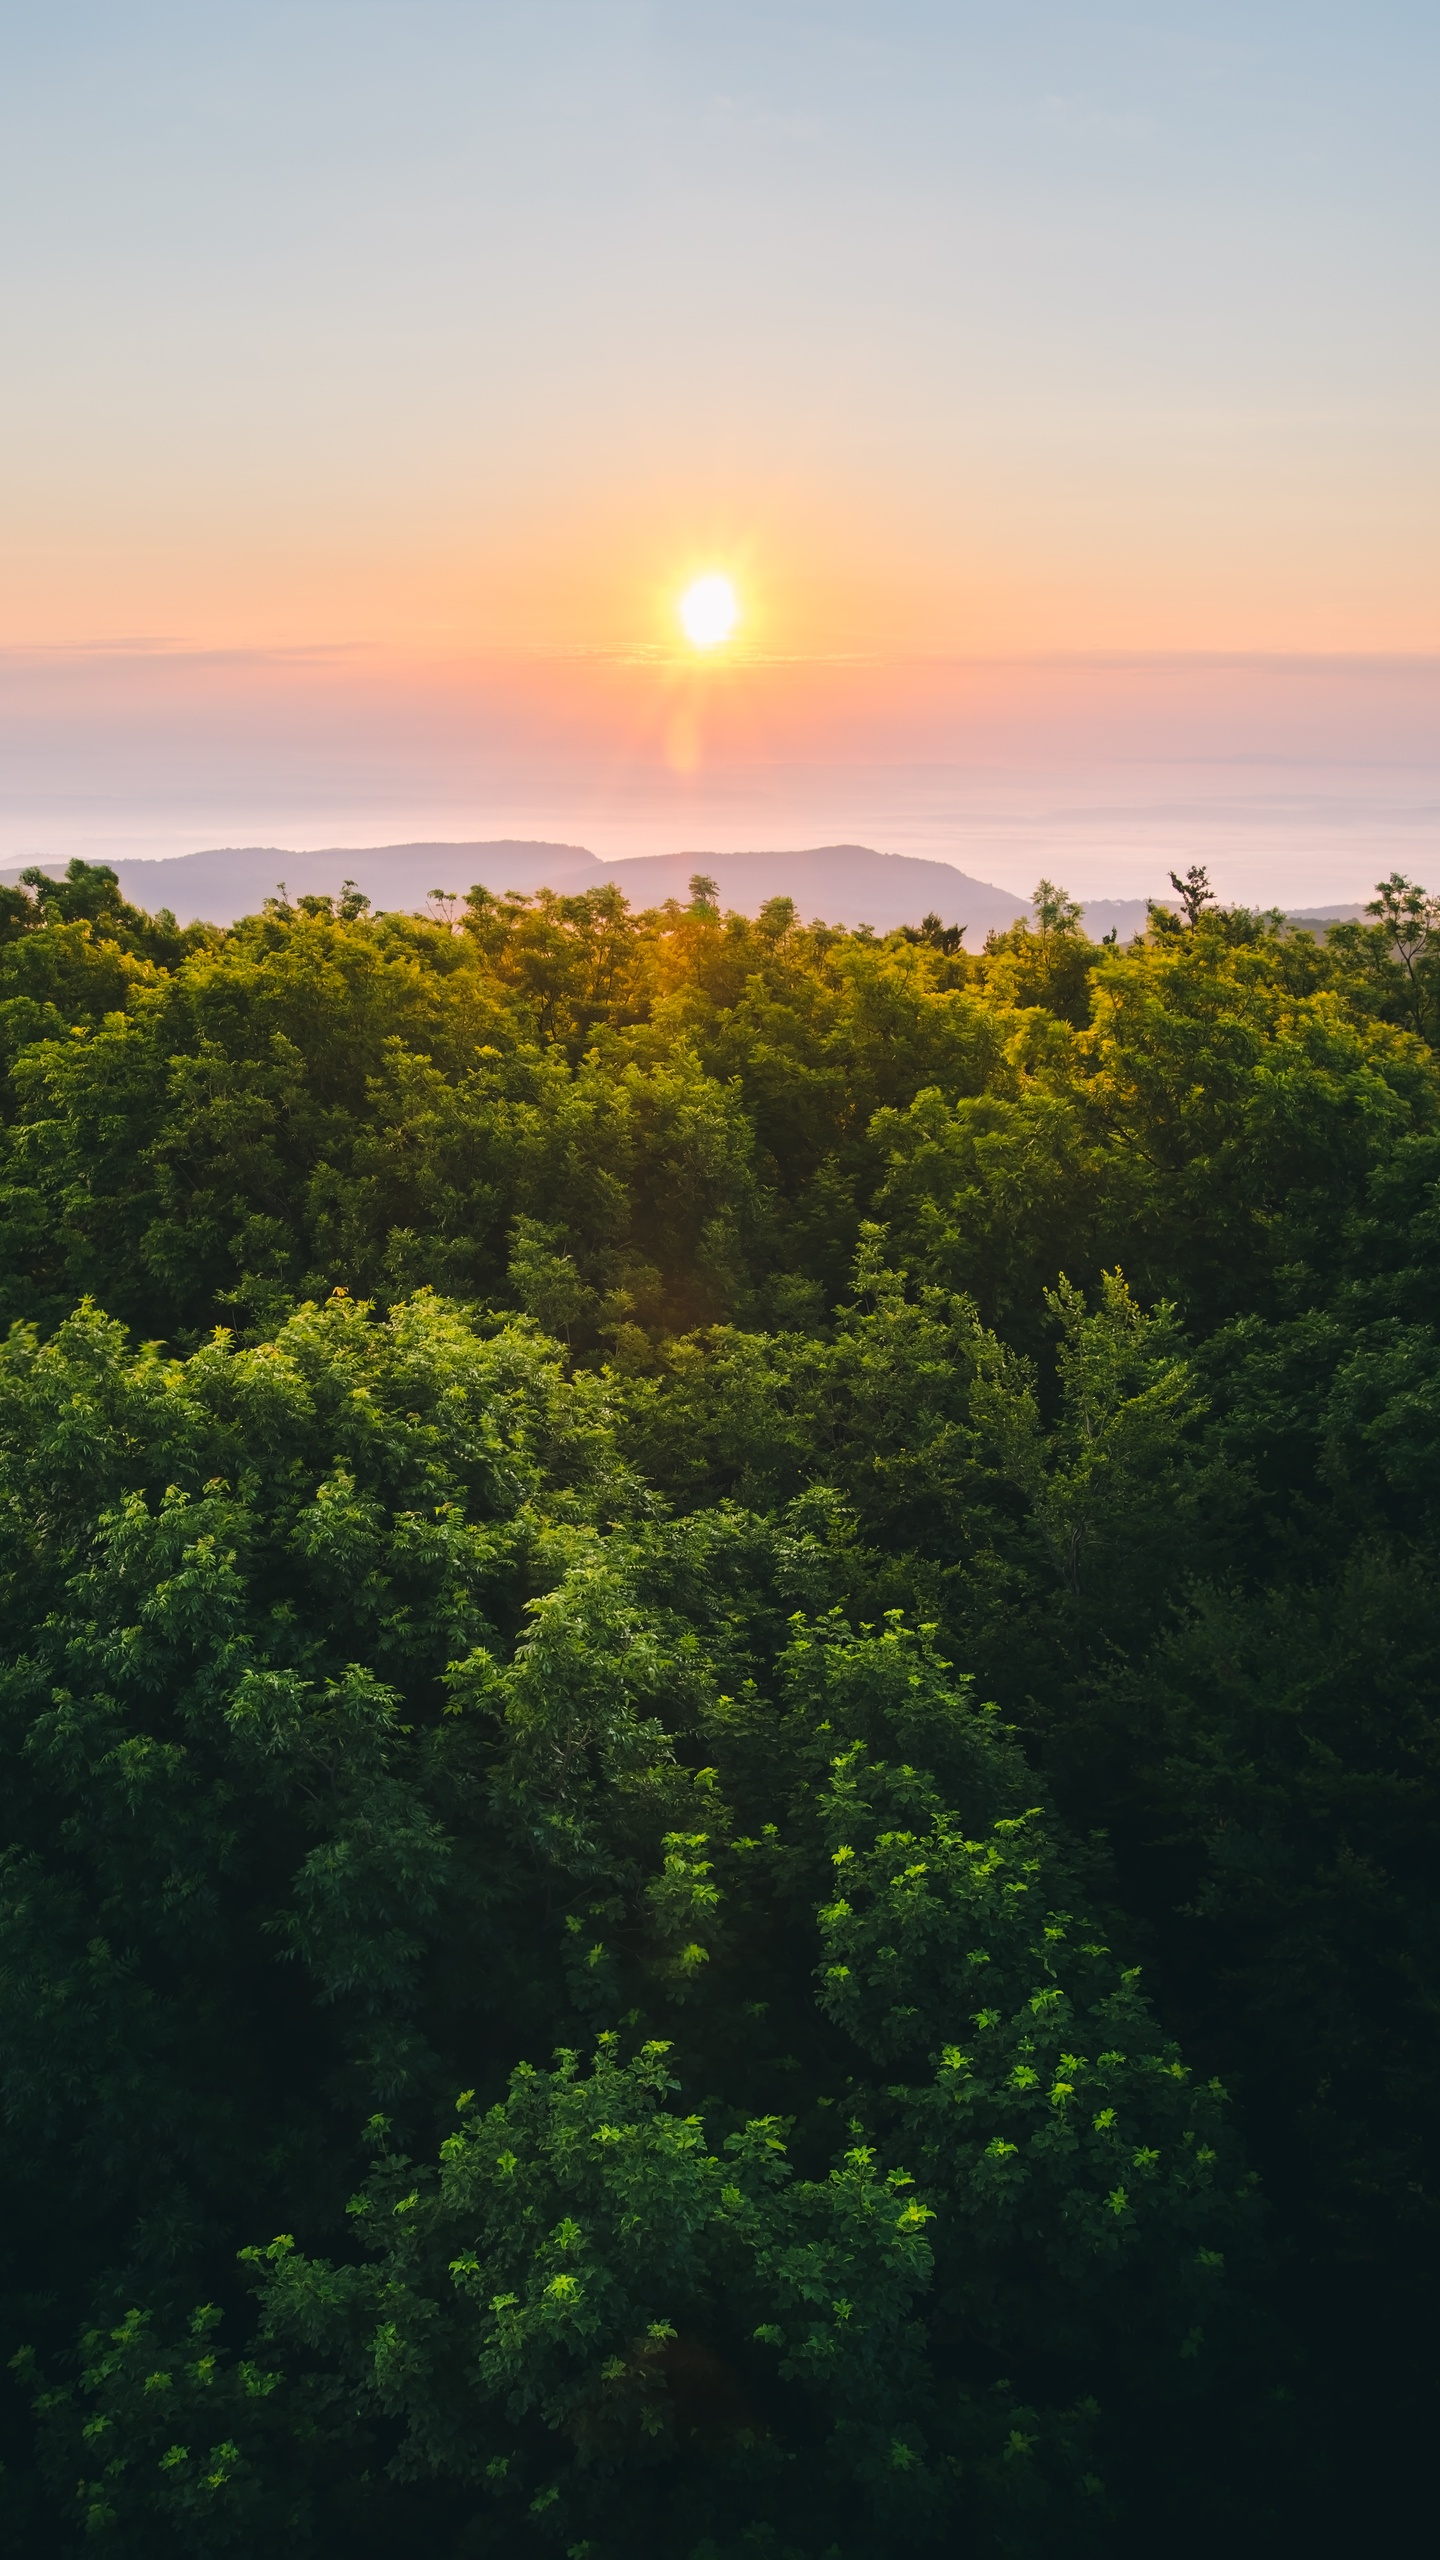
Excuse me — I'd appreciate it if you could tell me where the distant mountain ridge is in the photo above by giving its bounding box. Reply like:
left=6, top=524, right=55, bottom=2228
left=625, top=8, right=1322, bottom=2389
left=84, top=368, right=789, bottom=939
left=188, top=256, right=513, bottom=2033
left=0, top=840, right=1367, bottom=941
left=2, top=839, right=1140, bottom=938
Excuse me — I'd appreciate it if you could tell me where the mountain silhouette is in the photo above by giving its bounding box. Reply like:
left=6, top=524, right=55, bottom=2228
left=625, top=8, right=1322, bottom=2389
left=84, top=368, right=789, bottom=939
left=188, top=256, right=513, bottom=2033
left=2, top=839, right=1163, bottom=940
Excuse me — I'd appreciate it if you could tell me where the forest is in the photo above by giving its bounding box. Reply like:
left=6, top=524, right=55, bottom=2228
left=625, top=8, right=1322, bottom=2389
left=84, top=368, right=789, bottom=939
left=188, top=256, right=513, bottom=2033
left=1, top=854, right=1437, bottom=2554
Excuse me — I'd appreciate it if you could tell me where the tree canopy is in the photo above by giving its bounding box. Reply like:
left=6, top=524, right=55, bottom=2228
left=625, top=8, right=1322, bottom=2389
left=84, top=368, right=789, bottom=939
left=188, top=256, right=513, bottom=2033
left=1, top=862, right=1436, bottom=2553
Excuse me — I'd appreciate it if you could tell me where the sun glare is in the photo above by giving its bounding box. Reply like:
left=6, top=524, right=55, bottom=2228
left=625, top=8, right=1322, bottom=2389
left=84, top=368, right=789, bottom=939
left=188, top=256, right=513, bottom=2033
left=680, top=574, right=739, bottom=647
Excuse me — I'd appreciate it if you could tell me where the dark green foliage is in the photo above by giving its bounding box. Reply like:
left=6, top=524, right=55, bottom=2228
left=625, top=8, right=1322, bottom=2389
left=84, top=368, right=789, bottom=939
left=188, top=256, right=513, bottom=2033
left=2, top=873, right=1438, bottom=2551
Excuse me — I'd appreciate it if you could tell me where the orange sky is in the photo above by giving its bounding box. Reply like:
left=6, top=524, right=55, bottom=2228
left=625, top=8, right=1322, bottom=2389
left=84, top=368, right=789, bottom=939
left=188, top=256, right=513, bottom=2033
left=7, top=433, right=1438, bottom=661
left=2, top=5, right=1437, bottom=897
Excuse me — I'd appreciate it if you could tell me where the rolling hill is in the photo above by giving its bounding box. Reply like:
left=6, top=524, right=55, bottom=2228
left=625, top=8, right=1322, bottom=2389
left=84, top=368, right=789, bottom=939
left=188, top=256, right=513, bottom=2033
left=3, top=839, right=1155, bottom=939
left=3, top=840, right=1368, bottom=941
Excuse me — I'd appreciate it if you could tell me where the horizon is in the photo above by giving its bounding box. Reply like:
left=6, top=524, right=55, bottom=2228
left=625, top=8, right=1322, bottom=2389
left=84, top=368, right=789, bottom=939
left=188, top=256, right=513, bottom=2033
left=3, top=642, right=1436, bottom=910
left=0, top=832, right=1377, bottom=944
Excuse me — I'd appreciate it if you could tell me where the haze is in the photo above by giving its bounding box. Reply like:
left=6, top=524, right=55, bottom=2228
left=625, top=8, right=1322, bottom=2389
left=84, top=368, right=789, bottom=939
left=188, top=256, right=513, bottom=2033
left=2, top=2, right=1436, bottom=905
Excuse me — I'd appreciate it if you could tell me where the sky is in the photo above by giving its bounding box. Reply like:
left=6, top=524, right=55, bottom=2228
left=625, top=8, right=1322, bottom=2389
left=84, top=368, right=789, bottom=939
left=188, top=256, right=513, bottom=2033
left=1, top=2, right=1437, bottom=901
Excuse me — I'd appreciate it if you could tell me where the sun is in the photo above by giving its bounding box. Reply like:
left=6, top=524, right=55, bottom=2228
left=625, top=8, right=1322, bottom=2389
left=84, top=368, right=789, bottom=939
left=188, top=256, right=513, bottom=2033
left=679, top=573, right=739, bottom=648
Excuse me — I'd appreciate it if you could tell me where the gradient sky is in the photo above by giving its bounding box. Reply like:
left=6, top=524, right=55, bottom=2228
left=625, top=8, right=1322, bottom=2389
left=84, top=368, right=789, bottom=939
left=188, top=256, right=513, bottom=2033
left=2, top=2, right=1437, bottom=897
